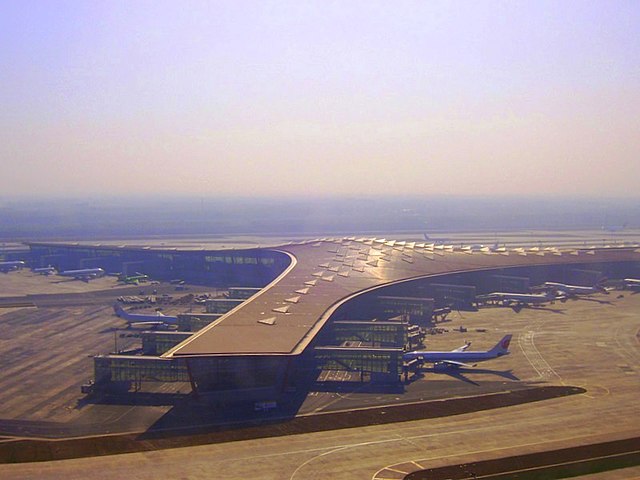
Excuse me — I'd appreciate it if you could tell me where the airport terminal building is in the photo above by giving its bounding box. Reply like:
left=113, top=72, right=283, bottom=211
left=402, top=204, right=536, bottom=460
left=28, top=240, right=640, bottom=404
left=28, top=242, right=290, bottom=287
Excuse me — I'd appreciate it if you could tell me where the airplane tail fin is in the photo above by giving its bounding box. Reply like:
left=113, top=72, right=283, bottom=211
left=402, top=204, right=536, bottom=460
left=113, top=304, right=126, bottom=318
left=490, top=335, right=512, bottom=355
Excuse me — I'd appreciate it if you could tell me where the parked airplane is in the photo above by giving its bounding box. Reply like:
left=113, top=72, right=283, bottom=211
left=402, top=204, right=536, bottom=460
left=113, top=304, right=177, bottom=328
left=624, top=279, right=640, bottom=292
left=118, top=273, right=150, bottom=285
left=0, top=260, right=26, bottom=273
left=432, top=306, right=452, bottom=322
left=403, top=335, right=512, bottom=369
left=476, top=291, right=560, bottom=311
left=32, top=266, right=56, bottom=275
left=58, top=267, right=105, bottom=281
left=541, top=282, right=608, bottom=296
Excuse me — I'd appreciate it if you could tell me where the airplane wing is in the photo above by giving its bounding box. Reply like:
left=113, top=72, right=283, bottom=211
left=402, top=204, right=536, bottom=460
left=451, top=342, right=471, bottom=352
left=437, top=360, right=477, bottom=369
left=130, top=321, right=164, bottom=328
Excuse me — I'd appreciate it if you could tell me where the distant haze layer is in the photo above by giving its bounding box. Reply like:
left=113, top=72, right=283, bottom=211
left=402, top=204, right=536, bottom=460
left=1, top=1, right=639, bottom=197
left=0, top=196, right=638, bottom=240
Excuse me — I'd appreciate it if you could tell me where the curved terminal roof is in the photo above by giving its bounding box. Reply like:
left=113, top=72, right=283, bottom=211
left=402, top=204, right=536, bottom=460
left=166, top=239, right=639, bottom=358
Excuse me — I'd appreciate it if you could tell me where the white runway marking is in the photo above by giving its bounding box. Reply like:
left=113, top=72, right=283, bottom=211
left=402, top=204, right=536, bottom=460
left=517, top=321, right=563, bottom=383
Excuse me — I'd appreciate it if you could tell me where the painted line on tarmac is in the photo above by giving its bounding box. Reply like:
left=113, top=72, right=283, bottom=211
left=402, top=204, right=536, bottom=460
left=371, top=432, right=640, bottom=480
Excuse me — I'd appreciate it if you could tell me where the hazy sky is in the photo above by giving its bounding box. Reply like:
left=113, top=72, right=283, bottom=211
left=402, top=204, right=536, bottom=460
left=1, top=1, right=639, bottom=198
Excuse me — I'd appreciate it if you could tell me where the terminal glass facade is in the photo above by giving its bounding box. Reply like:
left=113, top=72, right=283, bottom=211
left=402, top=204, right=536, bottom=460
left=228, top=287, right=262, bottom=299
left=429, top=283, right=477, bottom=309
left=177, top=313, right=222, bottom=332
left=376, top=296, right=434, bottom=325
left=489, top=274, right=530, bottom=293
left=314, top=347, right=403, bottom=376
left=331, top=321, right=407, bottom=347
left=205, top=298, right=245, bottom=313
left=142, top=331, right=193, bottom=355
left=186, top=356, right=289, bottom=399
left=28, top=243, right=290, bottom=287
left=94, top=355, right=189, bottom=387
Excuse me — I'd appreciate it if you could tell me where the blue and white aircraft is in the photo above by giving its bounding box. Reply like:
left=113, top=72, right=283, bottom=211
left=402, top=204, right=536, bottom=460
left=0, top=260, right=26, bottom=273
left=33, top=266, right=56, bottom=275
left=541, top=281, right=608, bottom=296
left=624, top=279, right=640, bottom=292
left=403, top=334, right=512, bottom=369
left=58, top=268, right=105, bottom=281
left=476, top=291, right=560, bottom=311
left=113, top=304, right=177, bottom=329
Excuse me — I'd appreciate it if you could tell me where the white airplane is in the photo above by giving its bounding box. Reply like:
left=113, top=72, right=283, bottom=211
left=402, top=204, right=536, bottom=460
left=0, top=260, right=26, bottom=273
left=623, top=279, right=640, bottom=292
left=541, top=282, right=608, bottom=296
left=403, top=335, right=512, bottom=370
left=58, top=267, right=105, bottom=281
left=32, top=266, right=56, bottom=275
left=476, top=291, right=560, bottom=311
left=113, top=304, right=178, bottom=328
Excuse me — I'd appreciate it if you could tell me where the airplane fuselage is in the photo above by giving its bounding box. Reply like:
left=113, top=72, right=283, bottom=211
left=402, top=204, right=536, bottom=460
left=403, top=335, right=512, bottom=365
left=33, top=266, right=56, bottom=275
left=58, top=268, right=105, bottom=280
left=543, top=282, right=606, bottom=295
left=623, top=279, right=640, bottom=291
left=114, top=305, right=177, bottom=324
left=119, top=274, right=149, bottom=283
left=0, top=261, right=26, bottom=272
left=477, top=292, right=553, bottom=305
left=403, top=350, right=508, bottom=363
